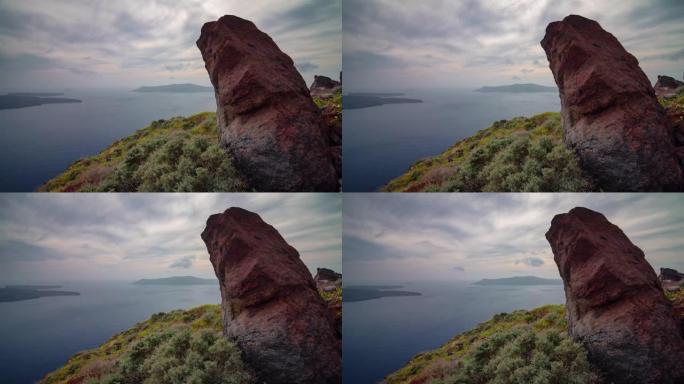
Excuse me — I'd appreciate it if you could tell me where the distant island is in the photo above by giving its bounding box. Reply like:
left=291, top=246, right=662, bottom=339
left=0, top=285, right=80, bottom=302
left=474, top=276, right=562, bottom=286
left=133, top=276, right=217, bottom=285
left=345, top=93, right=423, bottom=110
left=132, top=83, right=213, bottom=93
left=0, top=93, right=81, bottom=110
left=344, top=285, right=421, bottom=302
left=475, top=83, right=557, bottom=93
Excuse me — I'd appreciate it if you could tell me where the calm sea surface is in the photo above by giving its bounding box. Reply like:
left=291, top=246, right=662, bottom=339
left=0, top=282, right=220, bottom=384
left=0, top=90, right=216, bottom=191
left=342, top=281, right=565, bottom=384
left=343, top=89, right=561, bottom=191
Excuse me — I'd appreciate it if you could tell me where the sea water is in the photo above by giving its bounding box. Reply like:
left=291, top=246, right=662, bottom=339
left=0, top=281, right=220, bottom=384
left=343, top=89, right=561, bottom=191
left=0, top=89, right=216, bottom=191
left=342, top=281, right=565, bottom=384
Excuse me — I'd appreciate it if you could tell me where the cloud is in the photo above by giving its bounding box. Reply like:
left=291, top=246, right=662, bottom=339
left=343, top=0, right=684, bottom=90
left=0, top=194, right=342, bottom=283
left=453, top=266, right=465, bottom=272
left=0, top=0, right=341, bottom=89
left=515, top=257, right=545, bottom=267
left=343, top=194, right=684, bottom=284
left=170, top=255, right=195, bottom=269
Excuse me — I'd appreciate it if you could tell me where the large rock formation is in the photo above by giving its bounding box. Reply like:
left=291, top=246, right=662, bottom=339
left=654, top=75, right=684, bottom=98
left=310, top=75, right=341, bottom=99
left=196, top=16, right=338, bottom=192
left=541, top=15, right=683, bottom=191
left=201, top=207, right=341, bottom=384
left=545, top=207, right=684, bottom=384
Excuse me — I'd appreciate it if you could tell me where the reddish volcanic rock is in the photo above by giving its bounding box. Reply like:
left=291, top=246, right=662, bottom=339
left=201, top=207, right=341, bottom=384
left=546, top=207, right=684, bottom=384
left=310, top=75, right=341, bottom=99
left=196, top=16, right=338, bottom=192
left=655, top=75, right=684, bottom=98
left=541, top=15, right=683, bottom=191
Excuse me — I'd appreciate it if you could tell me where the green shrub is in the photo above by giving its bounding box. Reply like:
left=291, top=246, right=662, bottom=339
left=39, top=112, right=248, bottom=192
left=98, top=133, right=245, bottom=192
left=383, top=112, right=593, bottom=192
left=442, top=327, right=598, bottom=384
left=87, top=329, right=253, bottom=384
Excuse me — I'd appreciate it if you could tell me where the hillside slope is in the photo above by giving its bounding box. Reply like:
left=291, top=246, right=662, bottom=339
left=384, top=290, right=683, bottom=384
left=384, top=96, right=684, bottom=192
left=41, top=286, right=342, bottom=384
left=40, top=92, right=341, bottom=192
left=40, top=305, right=255, bottom=384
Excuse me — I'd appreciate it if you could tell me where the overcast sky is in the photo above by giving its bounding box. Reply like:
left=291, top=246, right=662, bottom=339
left=0, top=0, right=341, bottom=91
left=343, top=194, right=684, bottom=284
left=0, top=193, right=341, bottom=284
left=344, top=0, right=684, bottom=91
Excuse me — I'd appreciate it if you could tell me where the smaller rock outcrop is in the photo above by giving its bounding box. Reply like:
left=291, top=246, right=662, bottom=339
left=314, top=267, right=342, bottom=284
left=202, top=207, right=341, bottom=384
left=310, top=75, right=341, bottom=99
left=546, top=207, right=684, bottom=384
left=655, top=75, right=684, bottom=98
left=660, top=267, right=684, bottom=291
left=541, top=15, right=683, bottom=191
left=314, top=268, right=342, bottom=336
left=196, top=15, right=338, bottom=192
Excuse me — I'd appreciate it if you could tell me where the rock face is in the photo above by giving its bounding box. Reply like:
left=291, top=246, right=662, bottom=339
left=201, top=207, right=341, bottom=384
left=314, top=267, right=342, bottom=283
left=310, top=75, right=341, bottom=98
left=655, top=75, right=684, bottom=98
left=660, top=267, right=684, bottom=292
left=541, top=15, right=683, bottom=191
left=545, top=207, right=684, bottom=384
left=196, top=16, right=338, bottom=192
left=660, top=267, right=684, bottom=282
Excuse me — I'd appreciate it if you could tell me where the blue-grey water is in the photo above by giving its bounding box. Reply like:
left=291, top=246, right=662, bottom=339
left=343, top=281, right=565, bottom=384
left=0, top=89, right=216, bottom=191
left=0, top=281, right=220, bottom=384
left=343, top=89, right=561, bottom=191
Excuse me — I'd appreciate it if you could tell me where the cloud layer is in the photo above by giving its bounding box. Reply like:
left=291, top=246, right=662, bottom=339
left=0, top=0, right=341, bottom=90
left=344, top=0, right=684, bottom=90
left=343, top=194, right=684, bottom=284
left=0, top=193, right=341, bottom=283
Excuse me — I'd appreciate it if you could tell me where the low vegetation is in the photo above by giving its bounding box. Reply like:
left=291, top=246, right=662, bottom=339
left=384, top=305, right=604, bottom=384
left=385, top=291, right=682, bottom=384
left=40, top=305, right=255, bottom=384
left=39, top=93, right=342, bottom=192
left=42, top=287, right=342, bottom=384
left=659, top=92, right=684, bottom=114
left=383, top=112, right=592, bottom=192
left=384, top=96, right=684, bottom=192
left=40, top=112, right=247, bottom=192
